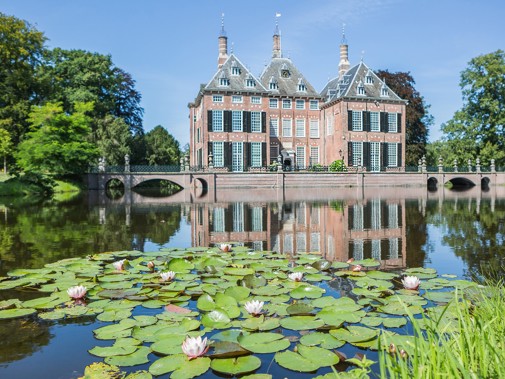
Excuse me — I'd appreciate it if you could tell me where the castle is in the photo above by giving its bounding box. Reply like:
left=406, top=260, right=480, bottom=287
left=188, top=19, right=406, bottom=172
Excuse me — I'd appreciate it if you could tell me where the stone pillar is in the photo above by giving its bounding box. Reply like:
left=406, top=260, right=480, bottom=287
left=98, top=157, right=106, bottom=173
left=491, top=159, right=496, bottom=173
left=453, top=159, right=458, bottom=173
left=468, top=159, right=472, bottom=173
left=208, top=153, right=214, bottom=171
left=421, top=155, right=427, bottom=174
left=184, top=154, right=190, bottom=172
left=277, top=154, right=283, bottom=172
left=438, top=156, right=443, bottom=173
left=124, top=154, right=130, bottom=173
left=180, top=156, right=184, bottom=171
left=476, top=157, right=481, bottom=173
left=418, top=159, right=422, bottom=173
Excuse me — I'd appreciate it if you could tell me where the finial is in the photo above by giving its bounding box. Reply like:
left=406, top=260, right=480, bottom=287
left=360, top=50, right=365, bottom=62
left=274, top=12, right=281, bottom=35
left=220, top=13, right=226, bottom=37
left=341, top=23, right=347, bottom=44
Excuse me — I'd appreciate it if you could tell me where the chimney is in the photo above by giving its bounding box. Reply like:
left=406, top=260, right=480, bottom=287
left=272, top=15, right=281, bottom=58
left=218, top=15, right=228, bottom=68
left=338, top=27, right=350, bottom=79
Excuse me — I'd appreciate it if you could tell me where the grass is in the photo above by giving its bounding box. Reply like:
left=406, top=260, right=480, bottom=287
left=379, top=284, right=505, bottom=378
left=0, top=173, right=84, bottom=199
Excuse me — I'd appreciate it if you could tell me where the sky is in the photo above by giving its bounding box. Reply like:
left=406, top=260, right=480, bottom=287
left=1, top=0, right=503, bottom=145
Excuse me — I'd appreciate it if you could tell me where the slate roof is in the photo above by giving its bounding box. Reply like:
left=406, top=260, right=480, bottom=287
left=321, top=61, right=404, bottom=104
left=204, top=54, right=267, bottom=93
left=259, top=57, right=321, bottom=98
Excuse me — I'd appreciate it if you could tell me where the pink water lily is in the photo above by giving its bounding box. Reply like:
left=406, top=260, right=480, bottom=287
left=244, top=300, right=264, bottom=316
left=160, top=271, right=176, bottom=282
left=113, top=259, right=126, bottom=271
left=67, top=285, right=87, bottom=300
left=181, top=335, right=209, bottom=359
left=220, top=243, right=232, bottom=252
left=288, top=272, right=303, bottom=282
left=352, top=264, right=363, bottom=272
left=402, top=275, right=421, bottom=290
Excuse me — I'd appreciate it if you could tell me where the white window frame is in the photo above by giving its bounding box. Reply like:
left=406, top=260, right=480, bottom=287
left=352, top=141, right=363, bottom=166
left=245, top=78, right=255, bottom=87
left=212, top=110, right=223, bottom=132
left=269, top=118, right=279, bottom=137
left=309, top=100, right=319, bottom=110
left=212, top=95, right=223, bottom=103
left=270, top=145, right=279, bottom=163
left=353, top=205, right=364, bottom=231
left=212, top=141, right=224, bottom=167
left=310, top=146, right=319, bottom=165
left=296, top=99, right=305, bottom=109
left=388, top=143, right=398, bottom=167
left=232, top=111, right=243, bottom=132
left=269, top=98, right=278, bottom=108
left=251, top=111, right=261, bottom=133
left=282, top=99, right=292, bottom=109
left=251, top=96, right=261, bottom=104
left=295, top=119, right=305, bottom=137
left=251, top=207, right=263, bottom=232
left=232, top=202, right=244, bottom=231
left=213, top=207, right=225, bottom=232
left=282, top=118, right=292, bottom=137
left=370, top=111, right=380, bottom=132
left=232, top=95, right=243, bottom=103
left=309, top=120, right=319, bottom=138
left=231, top=66, right=241, bottom=76
left=232, top=142, right=244, bottom=172
left=251, top=142, right=262, bottom=167
left=370, top=142, right=381, bottom=172
left=388, top=113, right=398, bottom=132
left=352, top=111, right=363, bottom=131
left=219, top=78, right=229, bottom=86
left=296, top=146, right=305, bottom=167
left=357, top=84, right=365, bottom=95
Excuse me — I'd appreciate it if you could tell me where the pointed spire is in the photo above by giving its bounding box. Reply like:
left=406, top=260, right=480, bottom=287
left=273, top=12, right=282, bottom=58
left=217, top=13, right=228, bottom=69
left=338, top=23, right=350, bottom=79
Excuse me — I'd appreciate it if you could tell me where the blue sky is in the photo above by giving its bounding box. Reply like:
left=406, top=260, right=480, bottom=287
left=1, top=0, right=503, bottom=145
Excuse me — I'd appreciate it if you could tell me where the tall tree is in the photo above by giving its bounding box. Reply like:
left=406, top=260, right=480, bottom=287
left=38, top=48, right=144, bottom=136
left=375, top=70, right=432, bottom=166
left=440, top=50, right=505, bottom=166
left=0, top=128, right=13, bottom=173
left=0, top=12, right=46, bottom=147
left=16, top=102, right=98, bottom=175
left=95, top=115, right=132, bottom=166
left=144, top=125, right=181, bottom=165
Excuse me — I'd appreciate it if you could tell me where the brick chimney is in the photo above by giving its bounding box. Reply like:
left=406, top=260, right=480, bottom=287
left=272, top=15, right=281, bottom=58
left=338, top=29, right=350, bottom=79
left=218, top=15, right=228, bottom=68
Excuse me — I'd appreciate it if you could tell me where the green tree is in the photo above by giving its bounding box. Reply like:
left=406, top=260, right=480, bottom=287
left=0, top=128, right=13, bottom=173
left=0, top=12, right=46, bottom=148
left=144, top=125, right=181, bottom=165
left=15, top=102, right=98, bottom=175
left=440, top=50, right=505, bottom=167
left=39, top=48, right=144, bottom=136
left=375, top=70, right=432, bottom=166
left=95, top=115, right=132, bottom=166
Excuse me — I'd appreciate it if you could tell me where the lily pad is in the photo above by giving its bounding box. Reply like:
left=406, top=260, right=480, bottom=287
left=210, top=356, right=261, bottom=375
left=280, top=315, right=324, bottom=331
left=238, top=332, right=291, bottom=353
left=299, top=332, right=345, bottom=349
left=274, top=350, right=319, bottom=372
left=105, top=346, right=151, bottom=366
left=0, top=308, right=37, bottom=319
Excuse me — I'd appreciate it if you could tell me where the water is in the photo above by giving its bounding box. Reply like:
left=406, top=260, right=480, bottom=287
left=0, top=187, right=503, bottom=378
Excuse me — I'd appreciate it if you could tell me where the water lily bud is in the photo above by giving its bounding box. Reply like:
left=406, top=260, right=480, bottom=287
left=352, top=264, right=362, bottom=272
left=389, top=343, right=396, bottom=354
left=147, top=261, right=155, bottom=271
left=347, top=258, right=355, bottom=263
left=400, top=349, right=408, bottom=359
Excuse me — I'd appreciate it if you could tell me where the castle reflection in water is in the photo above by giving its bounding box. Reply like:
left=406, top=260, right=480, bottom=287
left=190, top=198, right=406, bottom=269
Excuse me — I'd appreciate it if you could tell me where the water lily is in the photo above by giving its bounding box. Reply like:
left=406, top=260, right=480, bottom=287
left=181, top=336, right=209, bottom=359
left=113, top=259, right=126, bottom=271
left=347, top=258, right=355, bottom=264
left=244, top=300, right=264, bottom=316
left=220, top=243, right=232, bottom=252
left=67, top=285, right=87, bottom=300
left=288, top=272, right=303, bottom=282
left=352, top=264, right=363, bottom=272
left=402, top=275, right=421, bottom=290
left=147, top=261, right=155, bottom=271
left=209, top=310, right=228, bottom=322
left=160, top=271, right=176, bottom=282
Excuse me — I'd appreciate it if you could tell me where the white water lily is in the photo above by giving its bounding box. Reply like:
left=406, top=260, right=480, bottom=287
left=113, top=259, right=126, bottom=271
left=288, top=272, right=303, bottom=282
left=244, top=300, right=264, bottom=316
left=160, top=271, right=176, bottom=282
left=220, top=243, right=232, bottom=252
left=402, top=275, right=421, bottom=290
left=67, top=285, right=87, bottom=300
left=181, top=335, right=208, bottom=359
left=209, top=310, right=227, bottom=322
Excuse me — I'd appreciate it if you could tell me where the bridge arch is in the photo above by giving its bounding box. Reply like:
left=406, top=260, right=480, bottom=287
left=446, top=177, right=476, bottom=189
left=427, top=177, right=438, bottom=191
left=481, top=176, right=490, bottom=191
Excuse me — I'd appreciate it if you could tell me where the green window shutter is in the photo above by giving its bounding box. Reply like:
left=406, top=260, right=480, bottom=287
left=348, top=110, right=353, bottom=131
left=208, top=110, right=213, bottom=132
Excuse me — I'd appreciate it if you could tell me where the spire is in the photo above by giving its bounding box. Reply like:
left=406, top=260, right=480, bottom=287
left=217, top=13, right=228, bottom=69
left=272, top=12, right=282, bottom=58
left=338, top=23, right=350, bottom=79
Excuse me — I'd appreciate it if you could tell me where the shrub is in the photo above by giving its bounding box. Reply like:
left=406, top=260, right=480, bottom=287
left=329, top=159, right=347, bottom=172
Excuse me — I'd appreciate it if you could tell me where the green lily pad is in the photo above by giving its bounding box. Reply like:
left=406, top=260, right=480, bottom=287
left=224, top=286, right=251, bottom=301
left=150, top=334, right=186, bottom=355
left=274, top=350, right=320, bottom=372
left=149, top=354, right=187, bottom=376
left=0, top=308, right=37, bottom=319
left=171, top=357, right=211, bottom=379
left=330, top=325, right=378, bottom=343
left=286, top=303, right=315, bottom=315
left=290, top=284, right=326, bottom=299
left=280, top=315, right=324, bottom=330
left=208, top=341, right=249, bottom=358
left=89, top=345, right=138, bottom=358
left=105, top=346, right=151, bottom=366
left=210, top=356, right=261, bottom=375
left=167, top=258, right=194, bottom=272
left=299, top=332, right=345, bottom=349
left=238, top=332, right=291, bottom=353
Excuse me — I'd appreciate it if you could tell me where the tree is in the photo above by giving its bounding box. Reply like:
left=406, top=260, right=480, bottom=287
left=15, top=102, right=99, bottom=175
left=38, top=48, right=144, bottom=136
left=439, top=50, right=505, bottom=167
left=0, top=128, right=13, bottom=173
left=375, top=70, right=432, bottom=166
left=144, top=126, right=181, bottom=165
left=95, top=115, right=132, bottom=166
left=0, top=12, right=46, bottom=148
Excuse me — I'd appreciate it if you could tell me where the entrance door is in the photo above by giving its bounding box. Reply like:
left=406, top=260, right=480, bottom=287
left=232, top=142, right=243, bottom=172
left=370, top=142, right=380, bottom=172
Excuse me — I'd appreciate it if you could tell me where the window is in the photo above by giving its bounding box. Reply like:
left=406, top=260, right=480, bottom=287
left=388, top=113, right=398, bottom=132
left=232, top=203, right=244, bottom=231
left=388, top=204, right=399, bottom=229
left=296, top=232, right=306, bottom=252
left=370, top=142, right=380, bottom=172
left=269, top=118, right=279, bottom=137
left=269, top=76, right=278, bottom=90
left=245, top=78, right=256, bottom=87
left=352, top=204, right=364, bottom=230
left=365, top=71, right=374, bottom=84
left=357, top=82, right=365, bottom=95
left=251, top=207, right=263, bottom=231
left=310, top=206, right=320, bottom=225
left=270, top=145, right=279, bottom=162
left=284, top=234, right=293, bottom=253
left=212, top=95, right=223, bottom=102
left=212, top=142, right=224, bottom=167
left=231, top=63, right=241, bottom=75
left=282, top=118, right=292, bottom=137
left=309, top=120, right=319, bottom=138
left=388, top=143, right=398, bottom=167
left=351, top=142, right=363, bottom=166
left=197, top=128, right=200, bottom=143
left=296, top=99, right=305, bottom=109
left=352, top=111, right=363, bottom=131
left=269, top=98, right=278, bottom=108
left=232, top=111, right=243, bottom=132
left=251, top=96, right=261, bottom=104
left=371, top=239, right=381, bottom=260
left=212, top=110, right=223, bottom=132
left=296, top=146, right=305, bottom=167
left=371, top=199, right=381, bottom=230
left=310, top=146, right=319, bottom=165
left=282, top=99, right=292, bottom=109
left=389, top=238, right=399, bottom=259
left=251, top=142, right=262, bottom=167
left=219, top=77, right=230, bottom=86
left=251, top=112, right=261, bottom=133
left=213, top=207, right=225, bottom=232
left=310, top=233, right=320, bottom=252
left=232, top=95, right=243, bottom=103
left=370, top=111, right=380, bottom=132
left=309, top=100, right=319, bottom=110
left=232, top=142, right=243, bottom=172
left=295, top=119, right=305, bottom=137
left=297, top=78, right=306, bottom=92
left=381, top=83, right=389, bottom=97
left=353, top=239, right=364, bottom=260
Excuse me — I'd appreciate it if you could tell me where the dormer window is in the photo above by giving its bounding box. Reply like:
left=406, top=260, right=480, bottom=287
left=365, top=70, right=374, bottom=84
left=245, top=74, right=256, bottom=88
left=231, top=61, right=241, bottom=76
left=381, top=83, right=389, bottom=97
left=357, top=81, right=365, bottom=96
left=269, top=76, right=278, bottom=90
left=218, top=71, right=229, bottom=87
left=297, top=78, right=307, bottom=92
